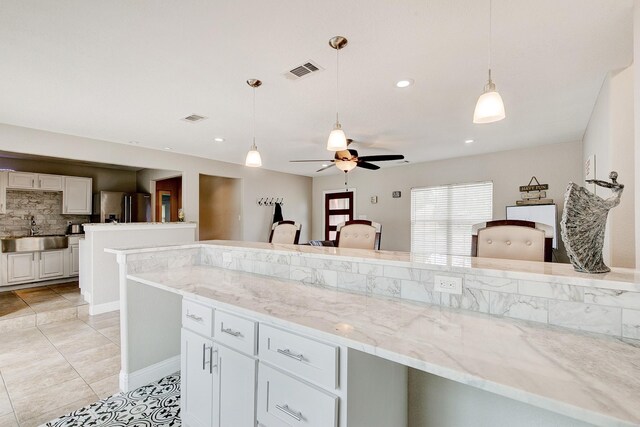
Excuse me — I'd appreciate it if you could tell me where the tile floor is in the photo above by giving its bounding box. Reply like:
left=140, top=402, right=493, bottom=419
left=0, top=282, right=121, bottom=427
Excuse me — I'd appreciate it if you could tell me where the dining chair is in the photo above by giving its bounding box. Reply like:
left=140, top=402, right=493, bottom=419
left=471, top=219, right=553, bottom=262
left=269, top=220, right=302, bottom=244
left=335, top=220, right=382, bottom=250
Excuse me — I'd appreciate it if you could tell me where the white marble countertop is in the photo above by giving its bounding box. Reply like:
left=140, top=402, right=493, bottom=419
left=128, top=264, right=640, bottom=427
left=108, top=240, right=640, bottom=291
left=84, top=222, right=196, bottom=231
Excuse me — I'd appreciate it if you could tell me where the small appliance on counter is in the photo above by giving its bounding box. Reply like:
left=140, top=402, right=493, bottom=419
left=92, top=191, right=152, bottom=223
left=67, top=224, right=84, bottom=234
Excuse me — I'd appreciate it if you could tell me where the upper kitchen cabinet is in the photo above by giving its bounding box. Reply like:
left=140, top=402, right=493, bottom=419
left=0, top=172, right=7, bottom=214
left=63, top=176, right=92, bottom=214
left=7, top=172, right=63, bottom=191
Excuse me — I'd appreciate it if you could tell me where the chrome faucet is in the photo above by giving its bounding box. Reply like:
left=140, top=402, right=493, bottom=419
left=29, top=216, right=39, bottom=236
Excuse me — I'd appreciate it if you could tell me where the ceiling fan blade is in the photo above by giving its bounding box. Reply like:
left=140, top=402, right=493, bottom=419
left=357, top=154, right=405, bottom=162
left=290, top=159, right=333, bottom=162
left=357, top=161, right=380, bottom=170
left=316, top=164, right=334, bottom=172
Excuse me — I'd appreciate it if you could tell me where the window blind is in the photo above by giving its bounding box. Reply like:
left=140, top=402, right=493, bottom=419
left=411, top=181, right=493, bottom=256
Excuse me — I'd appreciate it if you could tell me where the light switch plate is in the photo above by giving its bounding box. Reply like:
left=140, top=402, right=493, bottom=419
left=434, top=275, right=463, bottom=295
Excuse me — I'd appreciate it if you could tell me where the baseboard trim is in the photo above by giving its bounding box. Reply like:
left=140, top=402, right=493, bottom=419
left=90, top=300, right=120, bottom=315
left=119, top=355, right=181, bottom=392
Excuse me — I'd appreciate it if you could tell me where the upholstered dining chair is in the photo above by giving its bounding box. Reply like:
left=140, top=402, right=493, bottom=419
left=471, top=219, right=553, bottom=262
left=335, top=220, right=382, bottom=250
left=269, top=220, right=302, bottom=244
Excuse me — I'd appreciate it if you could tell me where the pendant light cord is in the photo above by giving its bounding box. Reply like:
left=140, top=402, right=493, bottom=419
left=252, top=86, right=256, bottom=148
left=488, top=0, right=492, bottom=81
left=336, top=47, right=340, bottom=125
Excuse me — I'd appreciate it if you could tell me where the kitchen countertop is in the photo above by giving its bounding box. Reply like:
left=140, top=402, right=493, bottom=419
left=127, top=263, right=640, bottom=427
left=108, top=240, right=640, bottom=292
left=84, top=222, right=196, bottom=231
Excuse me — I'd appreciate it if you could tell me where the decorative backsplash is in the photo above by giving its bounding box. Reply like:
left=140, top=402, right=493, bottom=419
left=124, top=244, right=640, bottom=341
left=0, top=190, right=90, bottom=237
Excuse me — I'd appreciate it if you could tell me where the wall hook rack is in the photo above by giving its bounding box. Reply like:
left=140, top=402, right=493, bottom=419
left=256, top=197, right=284, bottom=206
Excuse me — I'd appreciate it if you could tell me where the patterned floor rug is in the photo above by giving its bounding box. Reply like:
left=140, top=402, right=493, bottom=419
left=42, top=373, right=181, bottom=426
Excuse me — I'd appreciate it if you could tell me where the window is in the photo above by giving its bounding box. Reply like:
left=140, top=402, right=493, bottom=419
left=411, top=181, right=493, bottom=256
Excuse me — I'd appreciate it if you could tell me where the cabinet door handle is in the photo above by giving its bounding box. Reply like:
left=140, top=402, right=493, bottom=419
left=186, top=312, right=203, bottom=322
left=277, top=348, right=304, bottom=362
left=275, top=404, right=302, bottom=421
left=210, top=347, right=218, bottom=374
left=221, top=326, right=242, bottom=338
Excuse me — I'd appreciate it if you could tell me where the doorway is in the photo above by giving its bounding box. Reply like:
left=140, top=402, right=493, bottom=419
left=199, top=174, right=242, bottom=240
left=324, top=190, right=354, bottom=241
left=155, top=176, right=183, bottom=222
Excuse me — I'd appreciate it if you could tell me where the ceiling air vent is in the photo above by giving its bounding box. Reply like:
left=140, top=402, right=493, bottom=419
left=284, top=60, right=323, bottom=81
left=182, top=114, right=207, bottom=123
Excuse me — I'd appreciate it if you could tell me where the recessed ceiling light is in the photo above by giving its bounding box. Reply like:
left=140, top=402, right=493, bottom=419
left=128, top=141, right=139, bottom=145
left=164, top=147, right=172, bottom=150
left=322, top=164, right=328, bottom=167
left=213, top=137, right=225, bottom=142
left=396, top=79, right=414, bottom=88
left=465, top=139, right=475, bottom=144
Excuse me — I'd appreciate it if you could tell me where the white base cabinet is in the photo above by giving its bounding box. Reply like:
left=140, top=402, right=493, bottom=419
left=1, top=241, right=81, bottom=287
left=39, top=250, right=65, bottom=279
left=180, top=298, right=407, bottom=427
left=181, top=328, right=219, bottom=427
left=7, top=252, right=38, bottom=283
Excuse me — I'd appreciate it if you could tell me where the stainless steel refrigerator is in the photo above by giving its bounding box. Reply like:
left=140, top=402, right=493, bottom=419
left=92, top=191, right=151, bottom=223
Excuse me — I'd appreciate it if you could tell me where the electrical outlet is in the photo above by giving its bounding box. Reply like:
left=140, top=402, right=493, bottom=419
left=434, top=275, right=463, bottom=295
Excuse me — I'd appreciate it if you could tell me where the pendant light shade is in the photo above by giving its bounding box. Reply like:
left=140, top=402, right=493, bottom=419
left=335, top=160, right=357, bottom=172
left=245, top=79, right=263, bottom=167
left=473, top=77, right=505, bottom=124
left=327, top=124, right=348, bottom=151
left=327, top=36, right=349, bottom=151
left=473, top=0, right=505, bottom=124
left=245, top=141, right=262, bottom=167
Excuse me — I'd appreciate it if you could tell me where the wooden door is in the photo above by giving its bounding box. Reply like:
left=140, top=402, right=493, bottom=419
left=324, top=191, right=354, bottom=241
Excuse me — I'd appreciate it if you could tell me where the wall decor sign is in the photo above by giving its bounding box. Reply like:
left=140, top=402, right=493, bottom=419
left=392, top=191, right=401, bottom=198
left=519, top=176, right=549, bottom=192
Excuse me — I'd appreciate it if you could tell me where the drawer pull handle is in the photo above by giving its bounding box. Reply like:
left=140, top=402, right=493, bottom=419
left=221, top=327, right=242, bottom=337
left=186, top=313, right=203, bottom=322
left=275, top=404, right=302, bottom=421
left=277, top=348, right=304, bottom=362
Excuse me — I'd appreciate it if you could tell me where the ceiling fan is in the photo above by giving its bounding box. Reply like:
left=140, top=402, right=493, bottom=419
left=290, top=140, right=405, bottom=172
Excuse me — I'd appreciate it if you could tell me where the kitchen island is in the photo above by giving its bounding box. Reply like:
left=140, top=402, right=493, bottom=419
left=81, top=222, right=196, bottom=314
left=109, top=241, right=640, bottom=427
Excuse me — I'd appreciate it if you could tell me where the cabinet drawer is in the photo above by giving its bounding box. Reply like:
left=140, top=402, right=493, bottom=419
left=257, top=363, right=337, bottom=427
left=214, top=310, right=257, bottom=355
left=259, top=324, right=339, bottom=390
left=182, top=299, right=214, bottom=337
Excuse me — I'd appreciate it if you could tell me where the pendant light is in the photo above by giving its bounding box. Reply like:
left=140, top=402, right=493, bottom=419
left=473, top=0, right=506, bottom=124
left=327, top=36, right=349, bottom=151
left=245, top=79, right=262, bottom=167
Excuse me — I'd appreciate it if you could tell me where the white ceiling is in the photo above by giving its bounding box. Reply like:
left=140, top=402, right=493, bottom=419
left=0, top=0, right=633, bottom=177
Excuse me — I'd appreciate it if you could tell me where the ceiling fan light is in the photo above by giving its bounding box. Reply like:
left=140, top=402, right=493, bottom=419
left=326, top=124, right=348, bottom=151
left=336, top=160, right=357, bottom=172
left=245, top=143, right=262, bottom=167
left=473, top=86, right=505, bottom=124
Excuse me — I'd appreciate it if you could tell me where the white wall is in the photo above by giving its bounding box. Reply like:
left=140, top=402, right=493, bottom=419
left=313, top=141, right=582, bottom=260
left=635, top=0, right=640, bottom=269
left=0, top=123, right=312, bottom=243
left=583, top=66, right=635, bottom=268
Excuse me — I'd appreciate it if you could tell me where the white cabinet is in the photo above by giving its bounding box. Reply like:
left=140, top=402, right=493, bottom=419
left=0, top=171, right=7, bottom=214
left=257, top=363, right=338, bottom=427
left=218, top=344, right=257, bottom=427
left=63, top=177, right=92, bottom=214
left=70, top=244, right=80, bottom=276
left=181, top=328, right=219, bottom=427
left=7, top=172, right=36, bottom=189
left=7, top=172, right=63, bottom=191
left=38, top=174, right=63, bottom=191
left=7, top=253, right=37, bottom=284
left=39, top=250, right=65, bottom=279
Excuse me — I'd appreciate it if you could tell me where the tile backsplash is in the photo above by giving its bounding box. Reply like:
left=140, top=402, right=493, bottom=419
left=0, top=190, right=89, bottom=237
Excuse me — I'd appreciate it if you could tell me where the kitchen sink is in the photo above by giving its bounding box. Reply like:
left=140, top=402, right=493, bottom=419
left=1, top=235, right=69, bottom=253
